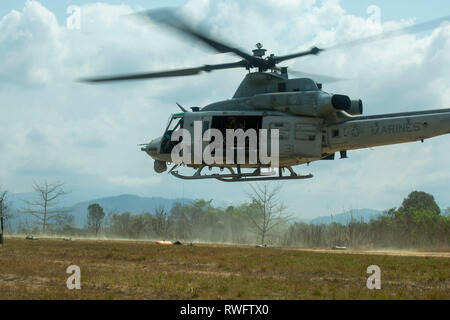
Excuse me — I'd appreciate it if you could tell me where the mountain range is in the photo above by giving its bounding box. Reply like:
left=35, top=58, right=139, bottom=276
left=300, top=208, right=382, bottom=225
left=68, top=194, right=192, bottom=226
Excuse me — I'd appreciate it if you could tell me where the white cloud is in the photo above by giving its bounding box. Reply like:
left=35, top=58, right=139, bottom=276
left=0, top=0, right=449, bottom=216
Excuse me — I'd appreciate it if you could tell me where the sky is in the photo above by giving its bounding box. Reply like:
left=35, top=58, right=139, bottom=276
left=0, top=0, right=449, bottom=218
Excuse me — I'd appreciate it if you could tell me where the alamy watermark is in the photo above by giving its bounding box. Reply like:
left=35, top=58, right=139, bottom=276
left=170, top=121, right=280, bottom=167
left=66, top=265, right=81, bottom=290
left=367, top=5, right=381, bottom=24
left=366, top=265, right=381, bottom=290
left=67, top=5, right=81, bottom=30
left=64, top=5, right=381, bottom=31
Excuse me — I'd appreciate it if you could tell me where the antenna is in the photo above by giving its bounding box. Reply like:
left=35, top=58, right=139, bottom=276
left=176, top=102, right=188, bottom=112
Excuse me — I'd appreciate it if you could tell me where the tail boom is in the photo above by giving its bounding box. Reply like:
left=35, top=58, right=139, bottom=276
left=324, top=109, right=450, bottom=153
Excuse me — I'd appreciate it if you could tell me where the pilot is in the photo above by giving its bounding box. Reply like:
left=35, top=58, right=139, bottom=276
left=235, top=119, right=245, bottom=129
left=225, top=117, right=237, bottom=130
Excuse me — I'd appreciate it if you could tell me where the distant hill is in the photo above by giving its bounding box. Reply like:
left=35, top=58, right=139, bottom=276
left=4, top=193, right=196, bottom=229
left=68, top=194, right=193, bottom=227
left=6, top=192, right=382, bottom=229
left=293, top=208, right=382, bottom=225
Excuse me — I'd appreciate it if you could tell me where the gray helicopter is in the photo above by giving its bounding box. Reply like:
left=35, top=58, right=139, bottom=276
left=82, top=9, right=450, bottom=182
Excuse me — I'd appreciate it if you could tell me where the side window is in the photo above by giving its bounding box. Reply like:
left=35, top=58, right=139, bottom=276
left=270, top=122, right=290, bottom=140
left=332, top=129, right=340, bottom=138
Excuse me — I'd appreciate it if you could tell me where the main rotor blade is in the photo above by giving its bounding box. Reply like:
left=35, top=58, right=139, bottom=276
left=272, top=15, right=449, bottom=65
left=80, top=61, right=246, bottom=83
left=135, top=8, right=256, bottom=63
left=326, top=14, right=450, bottom=51
left=272, top=47, right=323, bottom=64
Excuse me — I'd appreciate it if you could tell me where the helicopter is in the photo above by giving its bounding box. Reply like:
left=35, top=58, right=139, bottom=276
left=82, top=9, right=450, bottom=182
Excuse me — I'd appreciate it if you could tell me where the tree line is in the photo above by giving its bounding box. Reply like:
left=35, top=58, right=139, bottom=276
left=1, top=182, right=449, bottom=249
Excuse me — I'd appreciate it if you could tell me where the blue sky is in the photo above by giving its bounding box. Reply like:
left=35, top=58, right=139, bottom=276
left=0, top=0, right=449, bottom=218
left=1, top=0, right=449, bottom=24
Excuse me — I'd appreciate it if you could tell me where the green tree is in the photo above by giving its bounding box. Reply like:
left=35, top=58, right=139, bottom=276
left=443, top=207, right=450, bottom=217
left=399, top=191, right=440, bottom=216
left=52, top=213, right=75, bottom=234
left=392, top=191, right=442, bottom=247
left=224, top=204, right=253, bottom=243
left=87, top=203, right=105, bottom=236
left=109, top=212, right=133, bottom=238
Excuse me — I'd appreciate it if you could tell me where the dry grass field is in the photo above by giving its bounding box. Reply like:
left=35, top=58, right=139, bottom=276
left=0, top=237, right=448, bottom=300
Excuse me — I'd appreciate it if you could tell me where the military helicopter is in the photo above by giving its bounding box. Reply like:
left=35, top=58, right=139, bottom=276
left=82, top=9, right=450, bottom=182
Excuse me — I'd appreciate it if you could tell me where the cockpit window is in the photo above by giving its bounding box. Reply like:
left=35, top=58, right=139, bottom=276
left=161, top=114, right=184, bottom=154
left=166, top=114, right=184, bottom=132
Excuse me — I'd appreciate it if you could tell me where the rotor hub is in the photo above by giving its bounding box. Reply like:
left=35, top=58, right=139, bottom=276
left=252, top=43, right=267, bottom=58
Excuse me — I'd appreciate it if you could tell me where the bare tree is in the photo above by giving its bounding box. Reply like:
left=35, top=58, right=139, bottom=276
left=0, top=188, right=15, bottom=234
left=1, top=189, right=9, bottom=245
left=21, top=181, right=70, bottom=232
left=246, top=184, right=290, bottom=245
left=153, top=206, right=171, bottom=238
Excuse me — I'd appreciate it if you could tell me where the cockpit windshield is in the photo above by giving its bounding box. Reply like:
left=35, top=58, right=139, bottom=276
left=166, top=113, right=184, bottom=132
left=161, top=113, right=184, bottom=154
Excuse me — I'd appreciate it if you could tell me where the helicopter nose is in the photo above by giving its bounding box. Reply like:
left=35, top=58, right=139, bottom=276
left=141, top=137, right=161, bottom=158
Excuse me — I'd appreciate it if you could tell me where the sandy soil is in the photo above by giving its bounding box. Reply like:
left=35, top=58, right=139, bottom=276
left=284, top=247, right=450, bottom=258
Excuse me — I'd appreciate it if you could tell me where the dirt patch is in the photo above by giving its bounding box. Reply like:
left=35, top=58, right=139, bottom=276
left=285, top=247, right=450, bottom=258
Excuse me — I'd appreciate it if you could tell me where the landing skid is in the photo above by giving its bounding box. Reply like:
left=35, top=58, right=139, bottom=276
left=170, top=165, right=313, bottom=182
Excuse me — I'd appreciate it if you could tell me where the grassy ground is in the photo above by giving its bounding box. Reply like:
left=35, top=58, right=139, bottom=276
left=0, top=237, right=448, bottom=299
